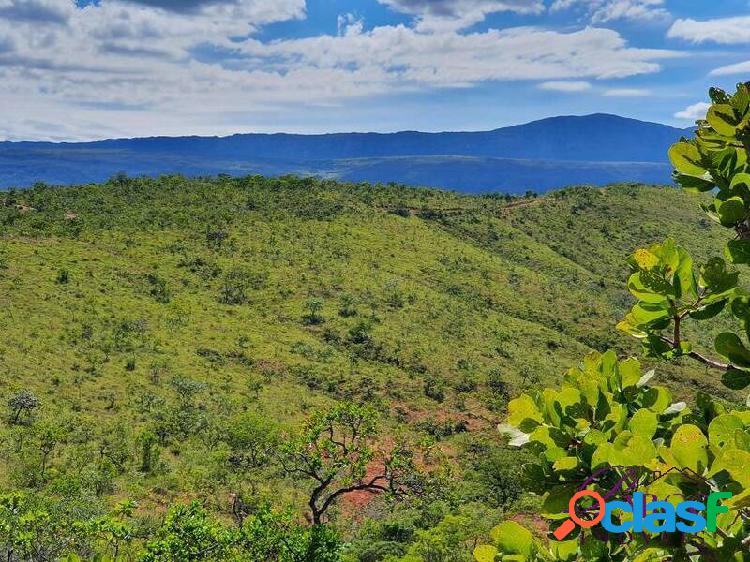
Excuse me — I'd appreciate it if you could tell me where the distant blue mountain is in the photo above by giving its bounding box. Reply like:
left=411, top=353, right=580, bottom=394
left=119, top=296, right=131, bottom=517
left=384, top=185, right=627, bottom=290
left=0, top=113, right=691, bottom=192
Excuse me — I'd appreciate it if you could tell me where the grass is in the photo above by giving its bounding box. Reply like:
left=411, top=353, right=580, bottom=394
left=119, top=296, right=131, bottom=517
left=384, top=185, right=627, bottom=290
left=0, top=176, right=737, bottom=552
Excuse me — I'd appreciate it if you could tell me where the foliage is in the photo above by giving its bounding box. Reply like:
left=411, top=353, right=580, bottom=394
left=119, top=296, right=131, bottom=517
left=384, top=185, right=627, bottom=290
left=620, top=82, right=750, bottom=402
left=280, top=402, right=419, bottom=525
left=475, top=83, right=750, bottom=562
left=0, top=152, right=740, bottom=560
left=8, top=390, right=39, bottom=425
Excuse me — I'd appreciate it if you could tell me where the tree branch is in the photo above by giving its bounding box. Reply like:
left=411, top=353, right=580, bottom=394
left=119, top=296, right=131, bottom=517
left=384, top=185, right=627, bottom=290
left=659, top=336, right=731, bottom=371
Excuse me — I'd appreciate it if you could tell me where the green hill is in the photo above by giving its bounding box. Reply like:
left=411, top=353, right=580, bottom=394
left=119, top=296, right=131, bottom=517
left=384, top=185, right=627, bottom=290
left=0, top=177, right=736, bottom=559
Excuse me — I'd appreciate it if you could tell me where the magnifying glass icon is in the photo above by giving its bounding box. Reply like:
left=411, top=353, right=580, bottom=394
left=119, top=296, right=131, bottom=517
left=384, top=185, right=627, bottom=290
left=553, top=490, right=606, bottom=540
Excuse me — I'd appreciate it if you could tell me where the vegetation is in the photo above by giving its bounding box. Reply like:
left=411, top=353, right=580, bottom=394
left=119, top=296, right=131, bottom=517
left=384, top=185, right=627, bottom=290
left=0, top=92, right=746, bottom=560
left=477, top=83, right=750, bottom=561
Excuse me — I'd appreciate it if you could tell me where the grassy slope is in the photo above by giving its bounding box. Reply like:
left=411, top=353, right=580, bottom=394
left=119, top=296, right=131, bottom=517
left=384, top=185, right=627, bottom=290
left=0, top=177, right=735, bottom=515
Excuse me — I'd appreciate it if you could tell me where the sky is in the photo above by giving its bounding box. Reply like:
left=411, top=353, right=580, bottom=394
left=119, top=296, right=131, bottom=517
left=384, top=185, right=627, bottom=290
left=1, top=0, right=750, bottom=141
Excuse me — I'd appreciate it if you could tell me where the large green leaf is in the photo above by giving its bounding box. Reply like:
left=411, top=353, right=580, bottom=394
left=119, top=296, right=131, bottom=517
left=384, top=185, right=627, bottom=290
left=488, top=521, right=533, bottom=557
left=708, top=414, right=745, bottom=448
left=508, top=395, right=542, bottom=429
left=642, top=386, right=672, bottom=413
left=473, top=544, right=499, bottom=562
left=698, top=257, right=738, bottom=297
left=668, top=142, right=706, bottom=176
left=716, top=196, right=746, bottom=227
left=629, top=408, right=658, bottom=439
left=721, top=368, right=750, bottom=391
left=710, top=449, right=750, bottom=487
left=726, top=240, right=750, bottom=264
left=707, top=103, right=740, bottom=136
left=730, top=172, right=750, bottom=195
left=676, top=173, right=714, bottom=193
left=670, top=424, right=709, bottom=472
left=715, top=332, right=750, bottom=368
left=541, top=486, right=575, bottom=520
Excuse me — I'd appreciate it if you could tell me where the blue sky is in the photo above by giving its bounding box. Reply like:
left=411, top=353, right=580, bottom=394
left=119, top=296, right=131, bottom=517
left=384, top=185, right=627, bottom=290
left=1, top=0, right=749, bottom=140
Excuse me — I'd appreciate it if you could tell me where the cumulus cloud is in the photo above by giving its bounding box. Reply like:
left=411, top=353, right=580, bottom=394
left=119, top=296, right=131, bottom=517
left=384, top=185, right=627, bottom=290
left=378, top=0, right=543, bottom=31
left=0, top=0, right=680, bottom=140
left=538, top=80, right=591, bottom=92
left=668, top=16, right=750, bottom=44
left=0, top=0, right=73, bottom=23
left=551, top=0, right=669, bottom=24
left=674, top=102, right=710, bottom=120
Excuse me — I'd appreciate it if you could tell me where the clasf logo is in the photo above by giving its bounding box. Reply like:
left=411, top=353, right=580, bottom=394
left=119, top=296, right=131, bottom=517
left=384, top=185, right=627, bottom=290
left=553, top=489, right=733, bottom=540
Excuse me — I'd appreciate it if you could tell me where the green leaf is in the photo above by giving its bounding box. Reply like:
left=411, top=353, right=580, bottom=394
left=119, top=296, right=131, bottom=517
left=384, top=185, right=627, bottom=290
left=727, top=240, right=750, bottom=265
left=473, top=544, right=499, bottom=562
left=710, top=449, right=750, bottom=487
left=551, top=540, right=578, bottom=561
left=553, top=456, right=579, bottom=471
left=689, top=299, right=727, bottom=320
left=715, top=332, right=750, bottom=368
left=721, top=369, right=750, bottom=391
left=488, top=521, right=533, bottom=557
left=633, top=548, right=673, bottom=562
left=668, top=142, right=706, bottom=176
left=708, top=414, right=745, bottom=448
left=716, top=196, right=746, bottom=227
left=627, top=272, right=672, bottom=303
left=542, top=486, right=575, bottom=520
left=707, top=103, right=740, bottom=136
left=698, top=258, right=738, bottom=295
left=730, top=172, right=750, bottom=193
left=676, top=173, right=714, bottom=192
left=629, top=408, right=658, bottom=439
left=618, top=358, right=642, bottom=388
left=670, top=424, right=709, bottom=472
left=731, top=83, right=750, bottom=113
left=507, top=395, right=542, bottom=429
left=642, top=386, right=672, bottom=413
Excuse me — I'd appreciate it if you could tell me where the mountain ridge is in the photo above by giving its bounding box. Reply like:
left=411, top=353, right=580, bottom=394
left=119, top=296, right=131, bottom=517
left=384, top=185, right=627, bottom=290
left=0, top=113, right=691, bottom=191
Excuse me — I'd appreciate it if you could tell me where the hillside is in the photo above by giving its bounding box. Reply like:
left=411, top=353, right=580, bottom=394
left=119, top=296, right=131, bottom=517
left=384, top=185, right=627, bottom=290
left=0, top=114, right=690, bottom=191
left=0, top=177, right=736, bottom=558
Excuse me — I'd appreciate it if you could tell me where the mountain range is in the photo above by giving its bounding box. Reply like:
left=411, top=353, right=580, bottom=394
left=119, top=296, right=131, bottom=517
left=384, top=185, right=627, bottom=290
left=0, top=113, right=691, bottom=192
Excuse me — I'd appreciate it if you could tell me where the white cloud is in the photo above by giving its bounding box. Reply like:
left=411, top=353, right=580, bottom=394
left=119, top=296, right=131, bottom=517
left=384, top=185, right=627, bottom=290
left=674, top=102, right=710, bottom=120
left=378, top=0, right=543, bottom=31
left=603, top=88, right=650, bottom=96
left=0, top=0, right=680, bottom=140
left=552, top=0, right=669, bottom=24
left=0, top=0, right=74, bottom=23
left=710, top=60, right=750, bottom=76
left=539, top=80, right=592, bottom=92
left=337, top=13, right=363, bottom=36
left=668, top=16, right=750, bottom=44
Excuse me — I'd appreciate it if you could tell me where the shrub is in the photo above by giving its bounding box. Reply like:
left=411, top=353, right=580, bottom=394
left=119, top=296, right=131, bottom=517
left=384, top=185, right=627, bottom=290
left=8, top=389, right=40, bottom=425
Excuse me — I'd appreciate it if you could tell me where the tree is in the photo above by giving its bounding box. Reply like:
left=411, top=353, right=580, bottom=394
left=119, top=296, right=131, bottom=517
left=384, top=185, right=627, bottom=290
left=170, top=376, right=207, bottom=406
left=279, top=402, right=412, bottom=525
left=304, top=298, right=325, bottom=325
left=138, top=429, right=160, bottom=473
left=618, top=83, right=750, bottom=397
left=8, top=389, right=39, bottom=424
left=140, top=502, right=234, bottom=562
left=476, top=84, right=750, bottom=562
left=226, top=411, right=279, bottom=472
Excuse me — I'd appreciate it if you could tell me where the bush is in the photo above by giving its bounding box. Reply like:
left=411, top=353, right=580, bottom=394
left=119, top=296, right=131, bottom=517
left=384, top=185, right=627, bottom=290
left=8, top=389, right=39, bottom=425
